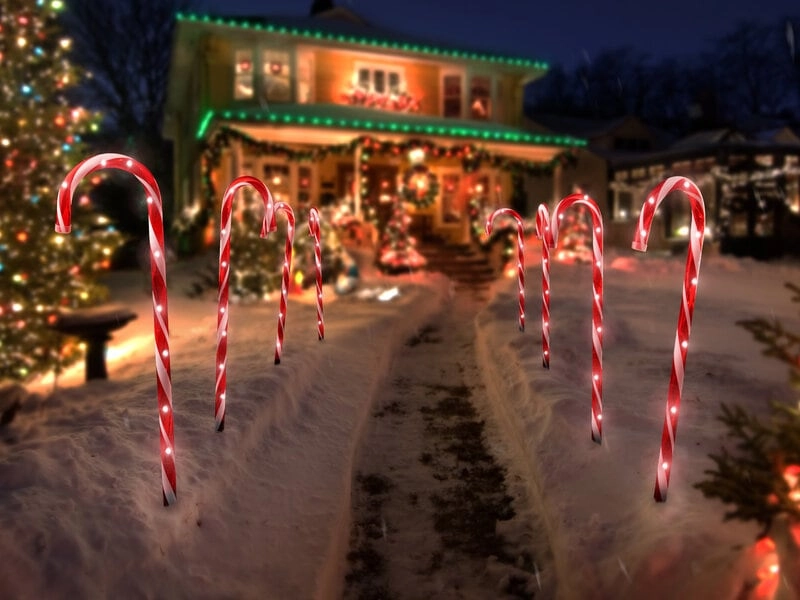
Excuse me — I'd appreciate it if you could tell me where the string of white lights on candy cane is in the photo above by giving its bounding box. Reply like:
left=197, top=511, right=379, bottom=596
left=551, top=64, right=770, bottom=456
left=215, top=176, right=276, bottom=432
left=273, top=202, right=295, bottom=364
left=550, top=194, right=605, bottom=444
left=534, top=204, right=553, bottom=369
left=308, top=207, right=325, bottom=341
left=56, top=153, right=177, bottom=506
left=485, top=208, right=526, bottom=332
left=632, top=176, right=706, bottom=502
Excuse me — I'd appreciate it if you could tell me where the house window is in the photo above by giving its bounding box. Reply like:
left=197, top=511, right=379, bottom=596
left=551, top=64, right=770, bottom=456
left=262, top=163, right=291, bottom=203
left=469, top=75, right=491, bottom=119
left=234, top=49, right=254, bottom=99
left=443, top=74, right=462, bottom=118
left=440, top=174, right=462, bottom=223
left=356, top=65, right=404, bottom=94
left=297, top=52, right=314, bottom=104
left=262, top=49, right=291, bottom=103
left=614, top=190, right=634, bottom=220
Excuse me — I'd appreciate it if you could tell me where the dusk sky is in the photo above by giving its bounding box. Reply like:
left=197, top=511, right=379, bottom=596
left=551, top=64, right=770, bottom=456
left=199, top=0, right=799, bottom=67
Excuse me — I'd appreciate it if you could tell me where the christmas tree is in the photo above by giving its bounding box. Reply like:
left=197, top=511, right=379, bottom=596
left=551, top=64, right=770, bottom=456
left=553, top=205, right=592, bottom=263
left=695, top=282, right=800, bottom=594
left=0, top=0, right=122, bottom=381
left=377, top=196, right=426, bottom=274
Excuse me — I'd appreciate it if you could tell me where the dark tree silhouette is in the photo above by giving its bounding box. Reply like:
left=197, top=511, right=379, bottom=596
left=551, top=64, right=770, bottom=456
left=310, top=0, right=335, bottom=16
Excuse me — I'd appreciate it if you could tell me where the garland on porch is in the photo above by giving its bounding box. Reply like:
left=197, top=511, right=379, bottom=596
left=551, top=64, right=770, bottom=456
left=177, top=126, right=578, bottom=251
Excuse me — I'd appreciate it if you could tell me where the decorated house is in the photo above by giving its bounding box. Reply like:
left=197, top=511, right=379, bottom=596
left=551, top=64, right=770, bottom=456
left=163, top=6, right=585, bottom=255
left=528, top=114, right=800, bottom=256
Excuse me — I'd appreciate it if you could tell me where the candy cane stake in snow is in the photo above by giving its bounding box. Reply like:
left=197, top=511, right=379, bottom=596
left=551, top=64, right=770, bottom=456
left=535, top=204, right=553, bottom=369
left=631, top=176, right=706, bottom=502
left=215, top=176, right=276, bottom=431
left=550, top=194, right=605, bottom=444
left=56, top=153, right=177, bottom=506
left=308, top=207, right=325, bottom=341
left=486, top=208, right=526, bottom=332
left=273, top=202, right=295, bottom=364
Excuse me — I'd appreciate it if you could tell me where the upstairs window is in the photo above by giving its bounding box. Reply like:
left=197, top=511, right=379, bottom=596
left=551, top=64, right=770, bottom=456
left=469, top=76, right=491, bottom=120
left=234, top=50, right=254, bottom=99
left=262, top=49, right=291, bottom=103
left=443, top=74, right=462, bottom=118
left=356, top=66, right=404, bottom=95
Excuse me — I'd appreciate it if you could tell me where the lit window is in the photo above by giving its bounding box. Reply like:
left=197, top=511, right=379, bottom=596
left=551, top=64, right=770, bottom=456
left=262, top=49, right=291, bottom=103
left=443, top=74, right=462, bottom=118
left=234, top=50, right=253, bottom=99
left=470, top=76, right=491, bottom=120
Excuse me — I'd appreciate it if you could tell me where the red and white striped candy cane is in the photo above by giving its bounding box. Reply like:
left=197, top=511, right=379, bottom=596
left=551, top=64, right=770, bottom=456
left=273, top=202, right=295, bottom=364
left=632, top=176, right=706, bottom=502
left=535, top=204, right=553, bottom=369
left=551, top=194, right=605, bottom=444
left=56, top=153, right=177, bottom=506
left=215, top=176, right=276, bottom=432
left=486, top=208, right=526, bottom=332
left=308, top=207, right=324, bottom=341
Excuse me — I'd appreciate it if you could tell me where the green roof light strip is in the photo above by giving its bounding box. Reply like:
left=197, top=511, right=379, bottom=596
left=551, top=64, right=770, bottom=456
left=177, top=12, right=548, bottom=70
left=195, top=109, right=587, bottom=148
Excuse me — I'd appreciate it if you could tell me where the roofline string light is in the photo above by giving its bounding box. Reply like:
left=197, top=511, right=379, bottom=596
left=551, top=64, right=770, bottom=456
left=195, top=109, right=587, bottom=149
left=176, top=12, right=549, bottom=70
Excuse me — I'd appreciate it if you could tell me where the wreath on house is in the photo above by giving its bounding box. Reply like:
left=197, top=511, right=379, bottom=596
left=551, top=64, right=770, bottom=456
left=401, top=165, right=439, bottom=208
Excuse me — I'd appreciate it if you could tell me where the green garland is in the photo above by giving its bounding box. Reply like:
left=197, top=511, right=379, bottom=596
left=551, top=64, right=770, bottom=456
left=401, top=166, right=439, bottom=208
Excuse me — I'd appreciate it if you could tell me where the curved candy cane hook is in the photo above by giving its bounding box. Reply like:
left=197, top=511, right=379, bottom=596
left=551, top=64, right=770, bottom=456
left=535, top=204, right=553, bottom=369
left=486, top=208, right=526, bottom=332
left=550, top=194, right=605, bottom=444
left=273, top=202, right=295, bottom=364
left=215, top=176, right=276, bottom=431
left=56, top=153, right=177, bottom=506
left=632, top=176, right=706, bottom=502
left=308, top=207, right=325, bottom=341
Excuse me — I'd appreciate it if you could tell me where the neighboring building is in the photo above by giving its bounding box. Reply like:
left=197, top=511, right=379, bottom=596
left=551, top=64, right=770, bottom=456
left=528, top=114, right=800, bottom=255
left=163, top=8, right=586, bottom=251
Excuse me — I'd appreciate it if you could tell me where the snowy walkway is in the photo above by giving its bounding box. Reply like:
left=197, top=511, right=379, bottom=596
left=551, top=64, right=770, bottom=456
left=344, top=286, right=546, bottom=599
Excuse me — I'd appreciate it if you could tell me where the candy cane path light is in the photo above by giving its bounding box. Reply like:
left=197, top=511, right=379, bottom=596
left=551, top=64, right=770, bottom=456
left=215, top=176, right=276, bottom=432
left=56, top=153, right=177, bottom=506
left=534, top=203, right=553, bottom=369
left=485, top=208, right=526, bottom=332
left=308, top=207, right=324, bottom=341
left=550, top=194, right=605, bottom=444
left=631, top=176, right=706, bottom=502
left=273, top=202, right=295, bottom=364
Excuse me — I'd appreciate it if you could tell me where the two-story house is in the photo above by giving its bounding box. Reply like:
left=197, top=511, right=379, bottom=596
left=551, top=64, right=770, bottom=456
left=163, top=7, right=585, bottom=251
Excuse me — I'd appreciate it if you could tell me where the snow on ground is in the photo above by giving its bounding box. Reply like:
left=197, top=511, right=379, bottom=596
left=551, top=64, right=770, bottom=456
left=0, top=253, right=451, bottom=599
left=476, top=242, right=800, bottom=599
left=3, top=242, right=800, bottom=599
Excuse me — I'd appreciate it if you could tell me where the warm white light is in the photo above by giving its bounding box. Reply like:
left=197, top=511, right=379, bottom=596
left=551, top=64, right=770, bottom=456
left=691, top=277, right=698, bottom=285
left=597, top=413, right=603, bottom=420
left=222, top=260, right=227, bottom=267
left=147, top=196, right=153, bottom=204
left=161, top=350, right=168, bottom=358
left=640, top=228, right=647, bottom=236
left=593, top=374, right=599, bottom=381
left=126, top=160, right=133, bottom=167
left=648, top=197, right=655, bottom=204
left=220, top=307, right=226, bottom=314
left=161, top=405, right=169, bottom=414
left=165, top=447, right=172, bottom=456
left=156, top=304, right=163, bottom=313
left=662, top=462, right=669, bottom=470
left=596, top=326, right=602, bottom=333
left=219, top=363, right=224, bottom=370
left=681, top=340, right=688, bottom=349
left=670, top=406, right=677, bottom=414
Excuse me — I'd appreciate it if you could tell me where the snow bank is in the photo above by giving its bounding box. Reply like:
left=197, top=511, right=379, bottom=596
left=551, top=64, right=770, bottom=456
left=475, top=248, right=799, bottom=599
left=0, top=261, right=451, bottom=600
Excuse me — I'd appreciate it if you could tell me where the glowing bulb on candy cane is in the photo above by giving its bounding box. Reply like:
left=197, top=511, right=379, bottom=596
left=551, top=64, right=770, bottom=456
left=631, top=176, right=706, bottom=502
left=273, top=202, right=295, bottom=364
left=56, top=153, right=177, bottom=506
left=534, top=204, right=553, bottom=369
left=485, top=208, right=526, bottom=332
left=549, top=194, right=605, bottom=444
left=215, top=175, right=276, bottom=432
left=308, top=207, right=325, bottom=341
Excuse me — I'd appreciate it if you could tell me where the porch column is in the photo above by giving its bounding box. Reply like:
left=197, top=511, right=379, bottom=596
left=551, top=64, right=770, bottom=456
left=552, top=161, right=563, bottom=204
left=354, top=144, right=362, bottom=219
left=231, top=138, right=244, bottom=178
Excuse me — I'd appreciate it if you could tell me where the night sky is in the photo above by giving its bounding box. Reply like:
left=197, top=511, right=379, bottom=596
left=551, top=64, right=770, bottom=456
left=199, top=0, right=799, bottom=67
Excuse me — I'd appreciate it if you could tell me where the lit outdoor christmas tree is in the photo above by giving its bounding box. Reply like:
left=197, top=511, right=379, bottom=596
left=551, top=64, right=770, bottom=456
left=377, top=196, right=426, bottom=274
left=0, top=0, right=123, bottom=381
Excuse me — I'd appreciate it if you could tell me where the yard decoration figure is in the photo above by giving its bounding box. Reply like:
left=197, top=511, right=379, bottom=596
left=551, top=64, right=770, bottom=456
left=56, top=153, right=177, bottom=506
left=273, top=202, right=295, bottom=364
left=215, top=176, right=276, bottom=431
left=535, top=203, right=553, bottom=369
left=550, top=194, right=605, bottom=444
left=308, top=207, right=325, bottom=340
left=486, top=208, right=526, bottom=332
left=632, top=176, right=706, bottom=502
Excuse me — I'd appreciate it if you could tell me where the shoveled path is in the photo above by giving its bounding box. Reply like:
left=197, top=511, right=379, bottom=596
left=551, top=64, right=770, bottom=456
left=342, top=278, right=549, bottom=600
